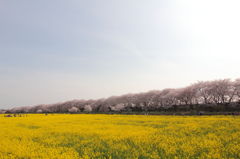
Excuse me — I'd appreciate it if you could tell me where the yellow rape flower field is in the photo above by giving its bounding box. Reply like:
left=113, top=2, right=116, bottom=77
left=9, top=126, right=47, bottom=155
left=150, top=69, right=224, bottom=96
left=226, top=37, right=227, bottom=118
left=0, top=114, right=240, bottom=159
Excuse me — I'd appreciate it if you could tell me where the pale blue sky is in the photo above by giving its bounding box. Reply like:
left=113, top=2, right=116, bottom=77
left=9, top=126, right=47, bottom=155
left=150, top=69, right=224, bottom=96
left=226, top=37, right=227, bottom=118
left=1, top=0, right=240, bottom=108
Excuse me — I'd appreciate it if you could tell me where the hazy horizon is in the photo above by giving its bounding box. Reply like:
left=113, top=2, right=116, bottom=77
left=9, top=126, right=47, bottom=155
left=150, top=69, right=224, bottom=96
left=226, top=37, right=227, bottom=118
left=1, top=0, right=240, bottom=108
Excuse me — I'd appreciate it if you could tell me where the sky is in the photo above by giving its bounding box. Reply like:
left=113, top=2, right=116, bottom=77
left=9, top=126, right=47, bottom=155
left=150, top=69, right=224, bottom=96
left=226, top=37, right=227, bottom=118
left=1, top=0, right=240, bottom=108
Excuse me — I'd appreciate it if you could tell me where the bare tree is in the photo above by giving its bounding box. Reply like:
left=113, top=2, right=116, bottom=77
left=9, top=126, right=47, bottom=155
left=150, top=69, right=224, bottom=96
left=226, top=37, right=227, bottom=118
left=210, top=79, right=232, bottom=104
left=158, top=89, right=178, bottom=107
left=234, top=78, right=240, bottom=102
left=6, top=77, right=240, bottom=113
left=176, top=85, right=197, bottom=105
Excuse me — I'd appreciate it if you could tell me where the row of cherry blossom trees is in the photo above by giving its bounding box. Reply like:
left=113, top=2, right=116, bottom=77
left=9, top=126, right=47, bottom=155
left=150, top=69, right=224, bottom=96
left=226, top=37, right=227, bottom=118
left=6, top=78, right=240, bottom=113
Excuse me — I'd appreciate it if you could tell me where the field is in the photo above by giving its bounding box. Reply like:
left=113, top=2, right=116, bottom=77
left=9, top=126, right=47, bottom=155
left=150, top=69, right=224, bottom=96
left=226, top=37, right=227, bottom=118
left=0, top=115, right=240, bottom=159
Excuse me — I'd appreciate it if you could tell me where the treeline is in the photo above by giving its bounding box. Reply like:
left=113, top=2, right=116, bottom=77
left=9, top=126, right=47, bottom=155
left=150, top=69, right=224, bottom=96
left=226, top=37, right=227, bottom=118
left=4, top=78, right=240, bottom=114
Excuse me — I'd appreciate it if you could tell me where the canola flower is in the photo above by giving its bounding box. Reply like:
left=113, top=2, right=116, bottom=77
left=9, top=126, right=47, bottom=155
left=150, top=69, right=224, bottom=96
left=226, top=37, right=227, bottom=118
left=0, top=114, right=240, bottom=159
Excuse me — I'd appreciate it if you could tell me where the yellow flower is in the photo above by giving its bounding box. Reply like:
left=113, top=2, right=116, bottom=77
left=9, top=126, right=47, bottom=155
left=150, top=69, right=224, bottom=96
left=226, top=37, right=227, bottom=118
left=0, top=114, right=239, bottom=158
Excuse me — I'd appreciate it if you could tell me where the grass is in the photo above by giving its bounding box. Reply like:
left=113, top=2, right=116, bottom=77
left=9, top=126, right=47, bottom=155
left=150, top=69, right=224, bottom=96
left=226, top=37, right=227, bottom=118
left=0, top=114, right=240, bottom=159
